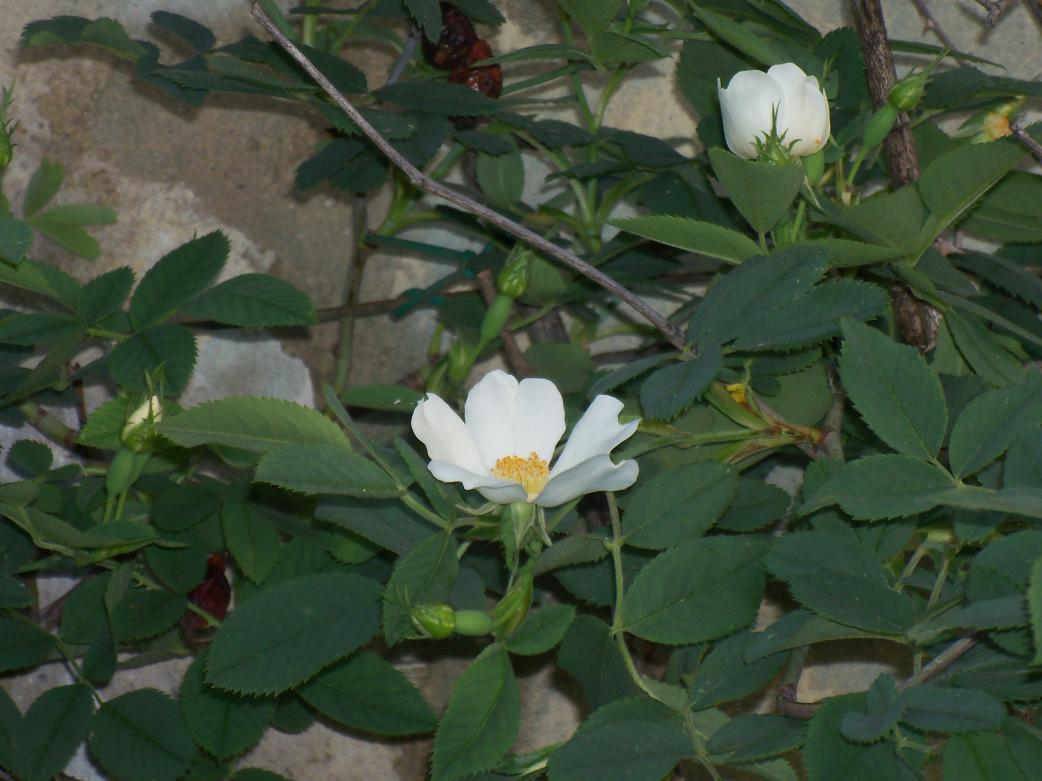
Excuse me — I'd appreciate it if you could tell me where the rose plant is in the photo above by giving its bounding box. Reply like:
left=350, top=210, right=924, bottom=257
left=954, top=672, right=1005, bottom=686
left=2, top=2, right=1042, bottom=781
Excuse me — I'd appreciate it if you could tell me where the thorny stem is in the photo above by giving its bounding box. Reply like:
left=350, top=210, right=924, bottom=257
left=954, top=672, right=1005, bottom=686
left=251, top=3, right=687, bottom=351
left=1010, top=122, right=1042, bottom=164
left=898, top=633, right=979, bottom=691
left=907, top=0, right=967, bottom=64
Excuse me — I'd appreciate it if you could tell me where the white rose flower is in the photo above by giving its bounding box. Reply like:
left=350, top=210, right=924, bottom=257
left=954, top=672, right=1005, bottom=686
left=411, top=370, right=639, bottom=507
left=718, top=63, right=830, bottom=160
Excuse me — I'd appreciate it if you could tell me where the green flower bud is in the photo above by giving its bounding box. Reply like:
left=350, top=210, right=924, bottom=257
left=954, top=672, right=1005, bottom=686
left=0, top=88, right=13, bottom=171
left=478, top=294, right=514, bottom=347
left=447, top=340, right=476, bottom=384
left=453, top=609, right=495, bottom=636
left=861, top=103, right=899, bottom=150
left=802, top=148, right=825, bottom=186
left=887, top=71, right=929, bottom=112
left=411, top=603, right=456, bottom=639
left=497, top=253, right=531, bottom=299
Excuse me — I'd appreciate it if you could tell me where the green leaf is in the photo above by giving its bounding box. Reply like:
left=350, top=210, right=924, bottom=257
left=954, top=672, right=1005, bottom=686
left=232, top=770, right=292, bottom=781
left=108, top=322, right=197, bottom=395
left=688, top=631, right=789, bottom=709
left=0, top=686, right=19, bottom=768
left=621, top=536, right=766, bottom=644
left=918, top=137, right=1030, bottom=242
left=110, top=588, right=188, bottom=642
left=180, top=274, right=315, bottom=327
left=622, top=461, right=737, bottom=549
left=8, top=440, right=52, bottom=476
left=839, top=318, right=948, bottom=460
left=158, top=397, right=350, bottom=453
left=0, top=574, right=29, bottom=608
left=590, top=31, right=664, bottom=65
left=707, top=713, right=805, bottom=764
left=431, top=643, right=520, bottom=781
left=1030, top=559, right=1042, bottom=666
left=559, top=0, right=624, bottom=39
left=28, top=216, right=103, bottom=260
left=316, top=495, right=438, bottom=554
left=708, top=150, right=803, bottom=234
left=9, top=684, right=93, bottom=781
left=476, top=150, right=524, bottom=209
left=557, top=615, right=638, bottom=709
left=840, top=674, right=903, bottom=744
left=30, top=204, right=116, bottom=226
left=506, top=604, right=575, bottom=655
left=180, top=653, right=273, bottom=759
left=383, top=532, right=459, bottom=644
left=691, top=6, right=788, bottom=66
left=255, top=442, right=401, bottom=498
left=830, top=185, right=924, bottom=251
left=0, top=616, right=55, bottom=672
left=0, top=312, right=80, bottom=346
left=222, top=502, right=280, bottom=584
left=0, top=217, right=33, bottom=263
left=375, top=80, right=499, bottom=116
left=687, top=246, right=827, bottom=347
left=803, top=454, right=954, bottom=521
left=639, top=346, right=722, bottom=420
left=900, top=685, right=1005, bottom=733
left=948, top=378, right=1042, bottom=478
left=403, top=0, right=442, bottom=41
left=299, top=651, right=437, bottom=736
left=129, top=231, right=228, bottom=329
left=548, top=696, right=690, bottom=781
left=150, top=11, right=215, bottom=53
left=766, top=529, right=918, bottom=633
left=945, top=309, right=1025, bottom=387
left=942, top=732, right=1029, bottom=781
left=150, top=483, right=220, bottom=531
left=800, top=238, right=902, bottom=268
left=961, top=171, right=1042, bottom=242
left=717, top=478, right=790, bottom=532
left=733, top=280, right=887, bottom=352
left=89, top=689, right=195, bottom=781
left=77, top=267, right=134, bottom=325
left=445, top=0, right=505, bottom=25
left=22, top=159, right=64, bottom=217
left=611, top=215, right=758, bottom=264
left=342, top=383, right=423, bottom=413
left=206, top=572, right=381, bottom=695
left=77, top=397, right=128, bottom=451
left=805, top=694, right=918, bottom=781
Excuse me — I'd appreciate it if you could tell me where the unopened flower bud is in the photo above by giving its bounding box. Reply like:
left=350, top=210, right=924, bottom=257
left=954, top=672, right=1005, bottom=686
left=478, top=294, right=514, bottom=347
left=887, top=72, right=928, bottom=112
left=121, top=395, right=163, bottom=452
left=410, top=603, right=456, bottom=639
left=862, top=103, right=899, bottom=150
left=497, top=253, right=531, bottom=299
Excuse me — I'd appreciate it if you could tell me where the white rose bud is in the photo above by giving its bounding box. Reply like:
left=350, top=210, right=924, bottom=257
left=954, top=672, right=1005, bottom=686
left=718, top=63, right=830, bottom=160
left=122, top=395, right=163, bottom=450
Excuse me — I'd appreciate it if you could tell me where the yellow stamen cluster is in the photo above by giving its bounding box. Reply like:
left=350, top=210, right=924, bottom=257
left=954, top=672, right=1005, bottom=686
left=492, top=452, right=549, bottom=501
left=725, top=382, right=748, bottom=405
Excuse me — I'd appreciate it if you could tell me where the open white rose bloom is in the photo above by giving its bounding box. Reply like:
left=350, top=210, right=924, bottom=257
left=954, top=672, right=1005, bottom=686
left=411, top=370, right=639, bottom=507
left=718, top=62, right=830, bottom=159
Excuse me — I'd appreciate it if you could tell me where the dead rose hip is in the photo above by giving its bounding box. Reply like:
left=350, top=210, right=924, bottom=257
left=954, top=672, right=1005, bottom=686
left=181, top=552, right=231, bottom=644
left=423, top=2, right=478, bottom=69
left=449, top=39, right=502, bottom=99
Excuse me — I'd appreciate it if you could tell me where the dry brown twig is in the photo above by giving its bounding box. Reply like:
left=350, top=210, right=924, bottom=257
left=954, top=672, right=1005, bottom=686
left=975, top=0, right=1011, bottom=26
left=249, top=3, right=687, bottom=352
left=906, top=0, right=966, bottom=63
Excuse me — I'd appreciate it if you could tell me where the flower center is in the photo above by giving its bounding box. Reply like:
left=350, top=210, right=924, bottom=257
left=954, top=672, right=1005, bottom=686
left=491, top=452, right=549, bottom=502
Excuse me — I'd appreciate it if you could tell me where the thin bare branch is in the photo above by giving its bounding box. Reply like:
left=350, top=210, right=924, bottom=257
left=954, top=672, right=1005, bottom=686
left=974, top=0, right=1011, bottom=27
left=1011, top=121, right=1042, bottom=164
left=899, top=634, right=980, bottom=690
left=906, top=0, right=966, bottom=64
left=250, top=3, right=687, bottom=351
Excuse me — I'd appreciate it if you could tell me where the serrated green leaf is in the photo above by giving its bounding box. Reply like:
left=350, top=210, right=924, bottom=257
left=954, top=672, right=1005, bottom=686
left=404, top=0, right=442, bottom=40
left=255, top=442, right=400, bottom=498
left=707, top=713, right=805, bottom=764
left=476, top=150, right=524, bottom=209
left=765, top=529, right=918, bottom=633
left=151, top=11, right=215, bottom=53
left=222, top=502, right=280, bottom=584
left=639, top=345, right=722, bottom=420
left=829, top=186, right=924, bottom=251
left=129, top=232, right=227, bottom=329
left=709, top=149, right=803, bottom=234
left=108, top=322, right=197, bottom=395
left=961, top=171, right=1042, bottom=243
left=687, top=246, right=827, bottom=347
left=0, top=312, right=80, bottom=346
left=8, top=440, right=52, bottom=476
left=802, top=454, right=954, bottom=521
left=431, top=643, right=520, bottom=781
left=805, top=694, right=918, bottom=781
left=375, top=80, right=499, bottom=115
left=110, top=588, right=187, bottom=642
left=383, top=531, right=458, bottom=644
left=839, top=319, right=948, bottom=460
left=89, top=689, right=194, bottom=781
left=733, top=280, right=887, bottom=352
left=299, top=651, right=437, bottom=736
left=180, top=274, right=315, bottom=327
left=945, top=309, right=1025, bottom=387
left=558, top=0, right=623, bottom=39
left=942, top=732, right=1029, bottom=781
left=506, top=604, right=575, bottom=655
left=0, top=616, right=55, bottom=672
left=689, top=631, right=789, bottom=709
left=622, top=536, right=766, bottom=644
left=180, top=653, right=273, bottom=760
left=611, top=215, right=758, bottom=264
left=9, top=684, right=92, bottom=781
left=900, top=685, right=1005, bottom=733
left=0, top=574, right=29, bottom=608
left=548, top=696, right=690, bottom=781
left=316, top=495, right=439, bottom=554
left=0, top=686, right=19, bottom=768
left=0, top=217, right=33, bottom=263
left=77, top=397, right=128, bottom=451
left=840, top=674, right=903, bottom=744
left=27, top=217, right=101, bottom=260
left=150, top=482, right=220, bottom=531
left=77, top=267, right=134, bottom=325
left=31, top=204, right=116, bottom=226
left=557, top=615, right=639, bottom=709
left=948, top=378, right=1042, bottom=478
left=692, top=6, right=788, bottom=66
left=158, top=397, right=350, bottom=453
left=622, top=461, right=737, bottom=549
left=717, top=478, right=790, bottom=532
left=22, top=159, right=64, bottom=217
left=342, top=384, right=423, bottom=413
left=207, top=572, right=381, bottom=695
